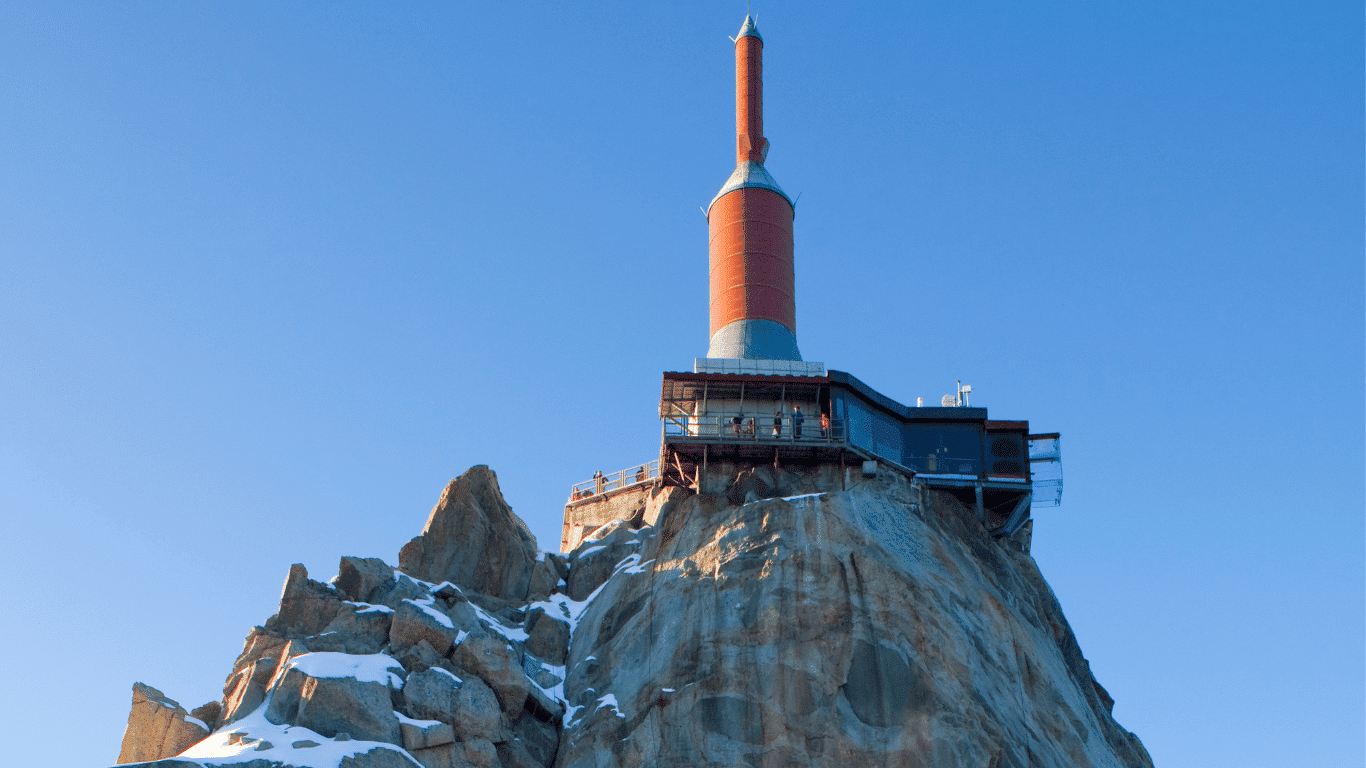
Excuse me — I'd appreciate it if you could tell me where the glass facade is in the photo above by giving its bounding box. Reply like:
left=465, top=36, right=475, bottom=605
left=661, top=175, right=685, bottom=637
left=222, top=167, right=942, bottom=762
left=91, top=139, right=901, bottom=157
left=833, top=390, right=983, bottom=476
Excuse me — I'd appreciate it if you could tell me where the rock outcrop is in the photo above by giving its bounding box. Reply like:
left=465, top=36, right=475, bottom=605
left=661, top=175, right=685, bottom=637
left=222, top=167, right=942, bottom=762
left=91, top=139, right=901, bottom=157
left=112, top=463, right=1151, bottom=768
left=115, top=683, right=212, bottom=764
left=399, top=465, right=538, bottom=601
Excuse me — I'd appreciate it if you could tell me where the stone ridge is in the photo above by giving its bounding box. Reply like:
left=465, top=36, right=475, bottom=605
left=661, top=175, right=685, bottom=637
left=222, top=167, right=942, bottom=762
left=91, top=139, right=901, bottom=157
left=112, top=463, right=1152, bottom=768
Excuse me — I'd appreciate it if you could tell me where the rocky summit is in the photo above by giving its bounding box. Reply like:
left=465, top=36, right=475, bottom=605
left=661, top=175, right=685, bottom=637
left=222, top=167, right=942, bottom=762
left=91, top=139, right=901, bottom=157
left=113, top=464, right=1152, bottom=768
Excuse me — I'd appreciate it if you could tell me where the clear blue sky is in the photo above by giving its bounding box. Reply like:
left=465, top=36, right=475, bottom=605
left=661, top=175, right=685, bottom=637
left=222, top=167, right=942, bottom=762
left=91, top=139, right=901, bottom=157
left=2, top=2, right=1361, bottom=766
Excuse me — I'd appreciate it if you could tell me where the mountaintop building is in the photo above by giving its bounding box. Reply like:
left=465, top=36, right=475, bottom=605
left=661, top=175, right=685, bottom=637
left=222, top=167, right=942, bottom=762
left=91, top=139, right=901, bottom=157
left=561, top=17, right=1062, bottom=552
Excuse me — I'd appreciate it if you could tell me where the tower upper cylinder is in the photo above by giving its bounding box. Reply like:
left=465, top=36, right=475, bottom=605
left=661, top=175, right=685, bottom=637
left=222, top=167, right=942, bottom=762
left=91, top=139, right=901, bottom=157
left=706, top=16, right=802, bottom=361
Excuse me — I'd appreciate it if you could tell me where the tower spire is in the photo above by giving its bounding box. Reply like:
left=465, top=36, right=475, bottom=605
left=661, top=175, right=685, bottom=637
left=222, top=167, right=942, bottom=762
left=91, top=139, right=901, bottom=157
left=734, top=15, right=768, bottom=165
left=705, top=16, right=801, bottom=361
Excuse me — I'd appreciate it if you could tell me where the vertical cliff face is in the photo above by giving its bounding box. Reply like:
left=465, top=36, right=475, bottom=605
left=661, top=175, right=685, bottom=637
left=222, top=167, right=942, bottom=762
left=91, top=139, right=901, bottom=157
left=112, top=464, right=1151, bottom=768
left=558, top=470, right=1152, bottom=768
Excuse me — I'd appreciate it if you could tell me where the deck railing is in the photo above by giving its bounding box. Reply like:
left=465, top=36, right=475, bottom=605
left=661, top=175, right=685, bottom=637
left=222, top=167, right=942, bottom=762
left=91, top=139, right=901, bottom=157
left=567, top=459, right=660, bottom=502
left=662, top=414, right=846, bottom=445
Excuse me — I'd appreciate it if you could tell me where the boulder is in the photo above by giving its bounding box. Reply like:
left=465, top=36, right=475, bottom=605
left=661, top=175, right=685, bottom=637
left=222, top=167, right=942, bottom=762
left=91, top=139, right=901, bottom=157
left=115, top=683, right=210, bottom=763
left=449, top=634, right=533, bottom=715
left=264, top=564, right=346, bottom=638
left=399, top=717, right=455, bottom=751
left=371, top=573, right=434, bottom=612
left=451, top=675, right=504, bottom=743
left=403, top=667, right=464, bottom=725
left=337, top=556, right=396, bottom=603
left=394, top=639, right=453, bottom=676
left=189, top=700, right=221, bottom=733
left=461, top=738, right=500, bottom=768
left=265, top=653, right=404, bottom=746
left=398, top=466, right=537, bottom=601
left=443, top=598, right=484, bottom=635
left=308, top=603, right=393, bottom=655
left=390, top=599, right=461, bottom=656
left=522, top=608, right=570, bottom=667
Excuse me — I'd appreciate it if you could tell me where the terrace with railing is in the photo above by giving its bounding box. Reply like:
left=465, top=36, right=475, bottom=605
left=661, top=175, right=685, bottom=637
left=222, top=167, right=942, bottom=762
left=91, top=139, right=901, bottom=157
left=566, top=459, right=660, bottom=503
left=662, top=412, right=846, bottom=445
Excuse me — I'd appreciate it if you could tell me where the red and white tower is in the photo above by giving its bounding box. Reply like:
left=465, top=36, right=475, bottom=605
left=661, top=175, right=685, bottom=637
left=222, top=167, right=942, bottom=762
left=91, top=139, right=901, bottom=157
left=705, top=15, right=802, bottom=361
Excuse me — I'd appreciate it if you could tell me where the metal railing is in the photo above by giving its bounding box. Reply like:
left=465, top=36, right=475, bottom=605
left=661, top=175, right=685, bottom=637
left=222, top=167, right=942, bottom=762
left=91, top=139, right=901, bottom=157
left=663, top=414, right=846, bottom=445
left=568, top=459, right=660, bottom=502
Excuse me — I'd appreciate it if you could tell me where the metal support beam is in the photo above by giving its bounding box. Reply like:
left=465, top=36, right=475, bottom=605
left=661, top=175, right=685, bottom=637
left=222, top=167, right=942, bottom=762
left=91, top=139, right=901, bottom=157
left=974, top=484, right=985, bottom=522
left=992, top=492, right=1033, bottom=538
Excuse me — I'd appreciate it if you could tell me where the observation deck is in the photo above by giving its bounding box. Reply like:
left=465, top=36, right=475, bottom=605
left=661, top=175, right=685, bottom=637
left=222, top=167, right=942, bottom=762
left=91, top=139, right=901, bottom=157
left=560, top=369, right=1062, bottom=552
left=656, top=370, right=1061, bottom=538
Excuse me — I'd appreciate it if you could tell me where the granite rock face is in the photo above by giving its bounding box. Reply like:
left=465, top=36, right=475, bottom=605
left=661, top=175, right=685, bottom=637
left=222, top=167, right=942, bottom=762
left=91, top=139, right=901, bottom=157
left=557, top=471, right=1154, bottom=768
left=112, top=463, right=1151, bottom=768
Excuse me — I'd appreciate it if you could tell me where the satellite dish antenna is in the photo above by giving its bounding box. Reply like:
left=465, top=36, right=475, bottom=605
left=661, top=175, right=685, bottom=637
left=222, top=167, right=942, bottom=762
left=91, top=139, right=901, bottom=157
left=941, top=394, right=956, bottom=407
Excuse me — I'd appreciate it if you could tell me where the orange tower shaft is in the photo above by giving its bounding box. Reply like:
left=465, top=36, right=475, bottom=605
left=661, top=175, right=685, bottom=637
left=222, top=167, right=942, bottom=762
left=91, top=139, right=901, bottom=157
left=736, top=32, right=766, bottom=165
left=706, top=16, right=802, bottom=361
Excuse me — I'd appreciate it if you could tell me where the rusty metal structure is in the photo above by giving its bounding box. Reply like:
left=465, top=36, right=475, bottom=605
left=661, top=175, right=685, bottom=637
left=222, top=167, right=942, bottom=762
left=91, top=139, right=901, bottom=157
left=706, top=16, right=801, bottom=361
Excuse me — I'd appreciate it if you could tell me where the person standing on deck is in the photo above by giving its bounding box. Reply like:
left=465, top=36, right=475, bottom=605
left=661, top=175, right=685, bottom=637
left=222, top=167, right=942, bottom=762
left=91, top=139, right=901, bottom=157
left=793, top=406, right=804, bottom=439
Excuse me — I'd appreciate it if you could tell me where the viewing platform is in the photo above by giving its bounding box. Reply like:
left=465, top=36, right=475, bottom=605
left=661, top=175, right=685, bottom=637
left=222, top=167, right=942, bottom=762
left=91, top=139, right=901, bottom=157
left=566, top=460, right=661, bottom=504
left=561, top=367, right=1062, bottom=551
left=656, top=369, right=1060, bottom=536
